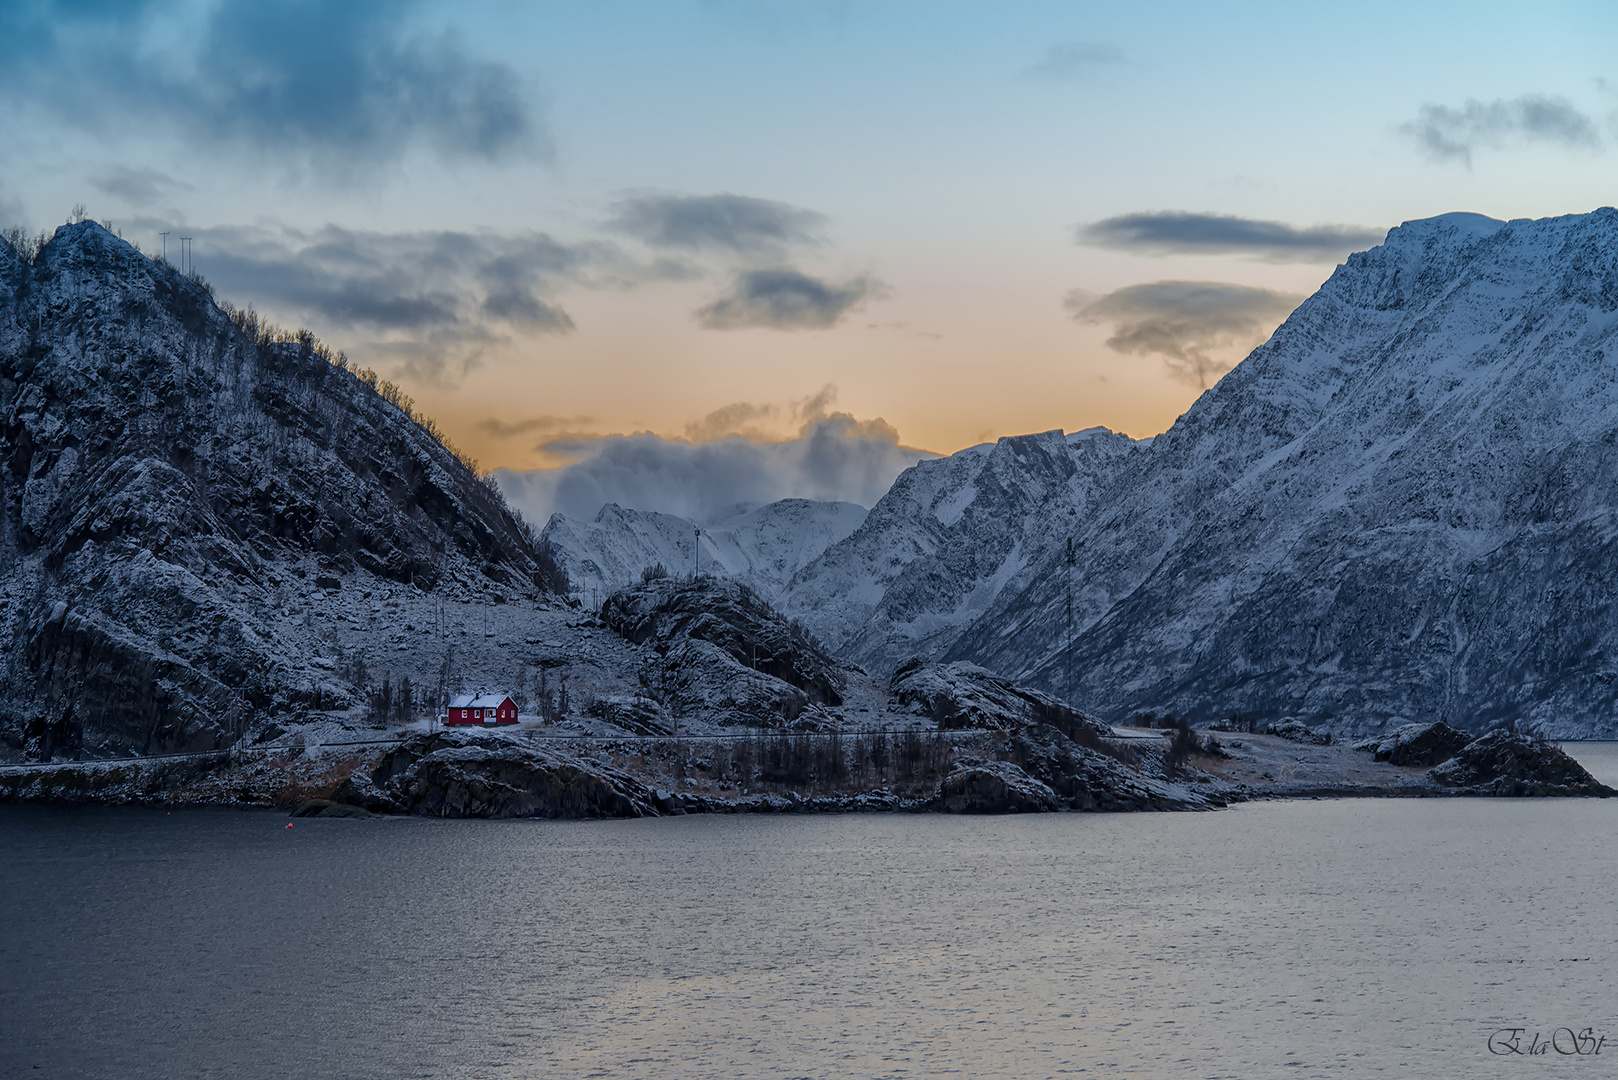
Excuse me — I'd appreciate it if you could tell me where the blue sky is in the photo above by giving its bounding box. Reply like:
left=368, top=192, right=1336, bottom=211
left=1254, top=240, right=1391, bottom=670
left=3, top=0, right=1615, bottom=509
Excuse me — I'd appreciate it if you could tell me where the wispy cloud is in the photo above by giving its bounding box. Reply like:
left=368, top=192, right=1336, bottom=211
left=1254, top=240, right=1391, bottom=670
left=1077, top=211, right=1382, bottom=262
left=1401, top=94, right=1601, bottom=167
left=478, top=414, right=597, bottom=439
left=176, top=222, right=611, bottom=382
left=1067, top=280, right=1303, bottom=388
left=697, top=267, right=886, bottom=330
left=495, top=386, right=929, bottom=524
left=0, top=0, right=544, bottom=175
left=684, top=401, right=782, bottom=442
left=607, top=193, right=826, bottom=256
left=91, top=166, right=192, bottom=207
left=1023, top=41, right=1129, bottom=82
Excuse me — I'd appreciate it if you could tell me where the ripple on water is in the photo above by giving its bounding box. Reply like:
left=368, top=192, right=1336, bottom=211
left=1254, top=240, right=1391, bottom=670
left=2, top=791, right=1616, bottom=1079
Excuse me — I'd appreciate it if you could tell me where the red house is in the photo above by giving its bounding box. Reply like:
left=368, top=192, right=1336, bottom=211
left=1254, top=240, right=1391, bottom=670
left=446, top=690, right=519, bottom=726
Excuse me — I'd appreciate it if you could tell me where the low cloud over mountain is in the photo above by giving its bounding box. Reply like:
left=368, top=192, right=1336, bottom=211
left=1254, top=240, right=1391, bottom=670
left=1067, top=280, right=1303, bottom=387
left=493, top=388, right=931, bottom=524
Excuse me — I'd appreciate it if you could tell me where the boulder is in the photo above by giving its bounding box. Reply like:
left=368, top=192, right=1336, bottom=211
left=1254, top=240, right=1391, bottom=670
left=331, top=771, right=404, bottom=814
left=1429, top=730, right=1615, bottom=796
left=1010, top=725, right=1216, bottom=811
left=938, top=760, right=1060, bottom=814
left=1269, top=717, right=1333, bottom=745
left=889, top=659, right=1113, bottom=741
left=1367, top=720, right=1474, bottom=767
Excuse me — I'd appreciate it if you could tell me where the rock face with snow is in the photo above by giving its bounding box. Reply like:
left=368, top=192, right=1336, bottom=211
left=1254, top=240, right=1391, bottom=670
left=955, top=210, right=1618, bottom=738
left=937, top=760, right=1060, bottom=813
left=889, top=658, right=1113, bottom=741
left=600, top=576, right=852, bottom=729
left=353, top=730, right=659, bottom=818
left=1360, top=720, right=1474, bottom=766
left=1428, top=730, right=1614, bottom=796
left=783, top=427, right=1140, bottom=672
left=537, top=498, right=867, bottom=606
left=0, top=223, right=549, bottom=760
left=781, top=209, right=1618, bottom=738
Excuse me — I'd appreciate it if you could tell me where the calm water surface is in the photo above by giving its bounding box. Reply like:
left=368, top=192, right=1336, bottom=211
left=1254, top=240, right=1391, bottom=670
left=3, top=743, right=1617, bottom=1080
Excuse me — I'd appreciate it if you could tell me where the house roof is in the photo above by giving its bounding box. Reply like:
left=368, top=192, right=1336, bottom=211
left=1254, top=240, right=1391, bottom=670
left=448, top=692, right=513, bottom=709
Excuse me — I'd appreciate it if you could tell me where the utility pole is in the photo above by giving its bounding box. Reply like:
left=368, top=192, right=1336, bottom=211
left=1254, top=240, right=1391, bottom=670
left=180, top=237, right=193, bottom=275
left=694, top=526, right=701, bottom=579
left=1065, top=536, right=1078, bottom=707
left=159, top=231, right=169, bottom=262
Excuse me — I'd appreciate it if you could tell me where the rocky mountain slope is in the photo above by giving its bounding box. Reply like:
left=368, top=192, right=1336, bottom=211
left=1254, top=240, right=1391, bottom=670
left=781, top=427, right=1140, bottom=670
left=941, top=210, right=1618, bottom=738
left=0, top=222, right=551, bottom=759
left=537, top=498, right=866, bottom=607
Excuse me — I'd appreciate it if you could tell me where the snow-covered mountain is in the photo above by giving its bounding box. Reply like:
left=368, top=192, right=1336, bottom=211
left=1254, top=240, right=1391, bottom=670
left=781, top=427, right=1140, bottom=669
left=0, top=223, right=551, bottom=758
left=539, top=498, right=867, bottom=606
left=936, top=209, right=1618, bottom=738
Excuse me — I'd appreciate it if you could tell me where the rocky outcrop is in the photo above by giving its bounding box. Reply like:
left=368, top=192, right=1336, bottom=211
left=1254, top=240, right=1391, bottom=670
left=1428, top=730, right=1615, bottom=796
left=1269, top=718, right=1333, bottom=746
left=343, top=730, right=658, bottom=818
left=1361, top=721, right=1474, bottom=767
left=0, top=752, right=232, bottom=805
left=601, top=577, right=851, bottom=728
left=937, top=760, right=1060, bottom=813
left=889, top=658, right=1113, bottom=741
left=1008, top=724, right=1216, bottom=811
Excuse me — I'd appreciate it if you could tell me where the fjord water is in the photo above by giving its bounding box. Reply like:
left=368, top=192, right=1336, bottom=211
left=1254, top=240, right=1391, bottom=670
left=4, top=748, right=1617, bottom=1080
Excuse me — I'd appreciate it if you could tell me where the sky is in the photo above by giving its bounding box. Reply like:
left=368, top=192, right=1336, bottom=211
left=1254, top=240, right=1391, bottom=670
left=3, top=0, right=1615, bottom=522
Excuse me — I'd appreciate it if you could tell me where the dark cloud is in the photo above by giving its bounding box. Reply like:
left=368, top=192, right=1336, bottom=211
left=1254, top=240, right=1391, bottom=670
left=91, top=166, right=192, bottom=207
left=697, top=267, right=885, bottom=330
left=1023, top=41, right=1129, bottom=81
left=0, top=0, right=542, bottom=172
left=1402, top=94, right=1601, bottom=167
left=1077, top=211, right=1382, bottom=262
left=179, top=223, right=605, bottom=382
left=607, top=193, right=826, bottom=255
left=1067, top=280, right=1303, bottom=388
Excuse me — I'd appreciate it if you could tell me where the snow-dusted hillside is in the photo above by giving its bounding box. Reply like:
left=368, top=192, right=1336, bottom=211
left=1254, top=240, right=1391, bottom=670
left=782, top=427, right=1140, bottom=669
left=0, top=223, right=553, bottom=758
left=539, top=498, right=867, bottom=606
left=944, top=210, right=1618, bottom=738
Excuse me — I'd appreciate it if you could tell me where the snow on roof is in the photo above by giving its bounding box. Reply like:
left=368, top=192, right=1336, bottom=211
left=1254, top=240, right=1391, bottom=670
left=449, top=691, right=512, bottom=708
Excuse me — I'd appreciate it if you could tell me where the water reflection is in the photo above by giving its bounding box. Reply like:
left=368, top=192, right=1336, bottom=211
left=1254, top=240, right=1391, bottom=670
left=3, top=774, right=1616, bottom=1079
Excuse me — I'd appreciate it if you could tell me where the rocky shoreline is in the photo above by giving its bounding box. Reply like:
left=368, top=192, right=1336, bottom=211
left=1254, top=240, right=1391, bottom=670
left=3, top=719, right=1610, bottom=818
